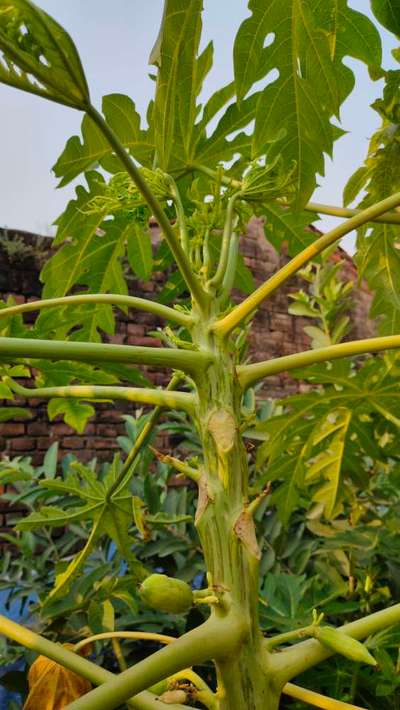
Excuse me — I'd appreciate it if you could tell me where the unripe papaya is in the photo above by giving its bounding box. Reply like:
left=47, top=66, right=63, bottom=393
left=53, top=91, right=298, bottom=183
left=313, top=626, right=377, bottom=666
left=139, top=573, right=193, bottom=614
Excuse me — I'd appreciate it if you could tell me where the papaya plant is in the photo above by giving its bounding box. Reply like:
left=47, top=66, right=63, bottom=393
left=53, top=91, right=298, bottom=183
left=2, top=1, right=400, bottom=708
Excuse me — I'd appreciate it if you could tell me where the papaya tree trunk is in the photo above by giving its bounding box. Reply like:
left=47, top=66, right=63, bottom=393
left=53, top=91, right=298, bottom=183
left=192, top=311, right=281, bottom=709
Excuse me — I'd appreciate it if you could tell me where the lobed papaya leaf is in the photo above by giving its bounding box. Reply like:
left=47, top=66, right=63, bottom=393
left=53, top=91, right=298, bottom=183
left=371, top=0, right=400, bottom=37
left=150, top=0, right=204, bottom=171
left=53, top=94, right=155, bottom=186
left=346, top=70, right=400, bottom=334
left=233, top=0, right=381, bottom=207
left=0, top=0, right=89, bottom=108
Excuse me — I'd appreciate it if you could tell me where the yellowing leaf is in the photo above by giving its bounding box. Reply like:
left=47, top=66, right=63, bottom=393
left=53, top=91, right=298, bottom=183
left=24, top=647, right=91, bottom=710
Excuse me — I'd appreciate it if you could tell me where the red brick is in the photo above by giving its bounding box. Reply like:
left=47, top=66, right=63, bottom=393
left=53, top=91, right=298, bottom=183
left=92, top=438, right=118, bottom=450
left=62, top=437, right=84, bottom=449
left=9, top=438, right=35, bottom=451
left=1, top=423, right=25, bottom=435
left=27, top=422, right=48, bottom=436
left=127, top=324, right=145, bottom=336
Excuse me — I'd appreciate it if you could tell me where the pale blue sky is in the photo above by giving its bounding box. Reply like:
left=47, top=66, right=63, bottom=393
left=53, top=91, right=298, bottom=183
left=0, top=1, right=397, bottom=247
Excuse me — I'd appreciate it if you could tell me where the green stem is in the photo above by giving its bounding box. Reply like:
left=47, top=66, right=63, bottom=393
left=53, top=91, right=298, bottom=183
left=0, top=337, right=212, bottom=376
left=194, top=164, right=241, bottom=190
left=265, top=624, right=315, bottom=650
left=74, top=631, right=175, bottom=654
left=207, top=194, right=239, bottom=290
left=152, top=450, right=200, bottom=481
left=305, top=201, right=400, bottom=225
left=168, top=177, right=189, bottom=254
left=0, top=294, right=193, bottom=328
left=112, top=638, right=127, bottom=671
left=7, top=379, right=195, bottom=415
left=87, top=105, right=208, bottom=311
left=213, top=191, right=400, bottom=336
left=271, top=602, right=400, bottom=683
left=282, top=682, right=365, bottom=710
left=66, top=614, right=245, bottom=710
left=237, top=334, right=400, bottom=388
left=107, top=373, right=182, bottom=498
left=0, top=614, right=186, bottom=710
left=220, top=232, right=240, bottom=305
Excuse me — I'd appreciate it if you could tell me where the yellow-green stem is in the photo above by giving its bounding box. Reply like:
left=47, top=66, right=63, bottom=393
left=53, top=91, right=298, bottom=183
left=213, top=191, right=400, bottom=336
left=237, top=334, right=400, bottom=388
left=0, top=294, right=193, bottom=328
left=0, top=614, right=184, bottom=710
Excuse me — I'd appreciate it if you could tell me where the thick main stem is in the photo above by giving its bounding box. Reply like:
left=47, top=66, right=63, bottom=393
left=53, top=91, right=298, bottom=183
left=192, top=309, right=279, bottom=709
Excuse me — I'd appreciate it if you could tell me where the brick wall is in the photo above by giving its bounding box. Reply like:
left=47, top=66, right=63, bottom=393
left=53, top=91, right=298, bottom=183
left=0, top=222, right=374, bottom=465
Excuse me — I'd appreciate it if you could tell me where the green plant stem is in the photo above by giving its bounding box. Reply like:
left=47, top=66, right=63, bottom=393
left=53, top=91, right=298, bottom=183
left=112, top=638, right=127, bottom=671
left=194, top=164, right=242, bottom=190
left=265, top=624, right=315, bottom=650
left=7, top=379, right=195, bottom=415
left=0, top=336, right=212, bottom=376
left=152, top=449, right=200, bottom=481
left=86, top=105, right=208, bottom=311
left=220, top=232, right=240, bottom=305
left=74, top=631, right=175, bottom=654
left=305, top=201, right=400, bottom=225
left=0, top=294, right=193, bottom=328
left=207, top=193, right=239, bottom=290
left=65, top=613, right=245, bottom=710
left=75, top=633, right=217, bottom=709
left=271, top=601, right=400, bottom=683
left=237, top=334, right=400, bottom=388
left=282, top=682, right=366, bottom=710
left=213, top=191, right=400, bottom=336
left=0, top=614, right=186, bottom=710
left=168, top=177, right=189, bottom=254
left=107, top=373, right=182, bottom=498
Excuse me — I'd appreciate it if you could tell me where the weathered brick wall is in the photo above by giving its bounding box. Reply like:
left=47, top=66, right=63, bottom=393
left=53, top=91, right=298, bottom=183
left=0, top=223, right=374, bottom=465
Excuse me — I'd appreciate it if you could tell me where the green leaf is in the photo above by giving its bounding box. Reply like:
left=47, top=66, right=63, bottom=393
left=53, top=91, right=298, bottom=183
left=146, top=512, right=193, bottom=526
left=16, top=503, right=101, bottom=530
left=48, top=510, right=105, bottom=601
left=48, top=398, right=95, bottom=434
left=262, top=203, right=313, bottom=256
left=194, top=92, right=259, bottom=167
left=0, top=406, right=32, bottom=422
left=371, top=0, right=400, bottom=36
left=256, top=357, right=400, bottom=524
left=306, top=408, right=351, bottom=517
left=233, top=252, right=254, bottom=295
left=126, top=223, right=153, bottom=281
left=343, top=166, right=369, bottom=206
left=356, top=224, right=400, bottom=335
left=346, top=68, right=400, bottom=334
left=0, top=0, right=89, bottom=108
left=40, top=441, right=58, bottom=479
left=53, top=94, right=154, bottom=186
left=88, top=599, right=115, bottom=634
left=40, top=173, right=131, bottom=341
left=151, top=0, right=204, bottom=170
left=234, top=0, right=381, bottom=206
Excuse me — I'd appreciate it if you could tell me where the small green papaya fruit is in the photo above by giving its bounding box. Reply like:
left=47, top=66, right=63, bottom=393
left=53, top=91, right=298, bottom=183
left=139, top=573, right=193, bottom=614
left=313, top=626, right=377, bottom=666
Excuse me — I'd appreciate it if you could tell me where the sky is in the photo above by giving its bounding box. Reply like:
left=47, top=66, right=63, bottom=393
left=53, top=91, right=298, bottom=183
left=0, top=1, right=398, bottom=247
